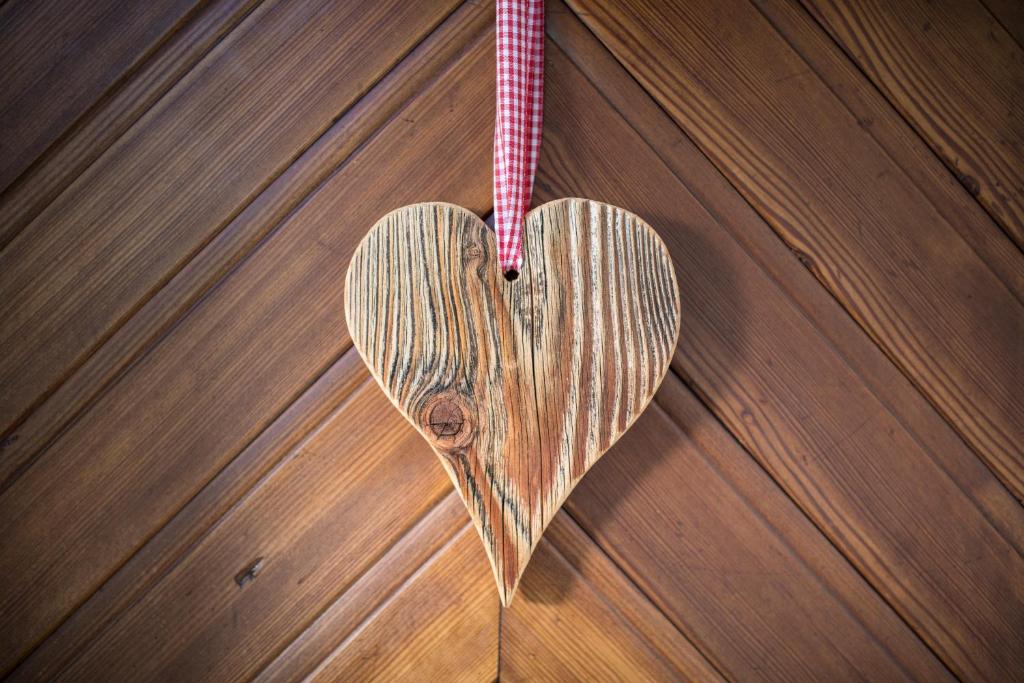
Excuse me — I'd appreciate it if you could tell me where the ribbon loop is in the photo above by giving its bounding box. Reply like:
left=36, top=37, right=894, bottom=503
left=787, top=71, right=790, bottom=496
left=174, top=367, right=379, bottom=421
left=494, top=0, right=544, bottom=274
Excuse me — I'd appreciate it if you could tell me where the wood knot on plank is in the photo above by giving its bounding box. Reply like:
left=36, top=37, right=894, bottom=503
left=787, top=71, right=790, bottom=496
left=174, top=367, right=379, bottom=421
left=428, top=400, right=464, bottom=438
left=420, top=393, right=474, bottom=451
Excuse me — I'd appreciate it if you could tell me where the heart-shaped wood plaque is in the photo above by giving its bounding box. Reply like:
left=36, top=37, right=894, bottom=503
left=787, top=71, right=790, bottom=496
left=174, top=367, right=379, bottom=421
left=345, top=198, right=679, bottom=604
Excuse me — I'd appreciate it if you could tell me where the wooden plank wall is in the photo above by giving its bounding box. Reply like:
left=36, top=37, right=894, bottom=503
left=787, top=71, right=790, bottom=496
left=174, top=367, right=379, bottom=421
left=0, top=0, right=1020, bottom=680
left=803, top=0, right=1024, bottom=245
left=0, top=0, right=207, bottom=197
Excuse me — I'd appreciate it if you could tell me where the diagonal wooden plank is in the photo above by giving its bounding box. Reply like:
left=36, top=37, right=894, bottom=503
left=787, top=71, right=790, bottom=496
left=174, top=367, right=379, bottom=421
left=57, top=382, right=457, bottom=681
left=542, top=18, right=1024, bottom=679
left=566, top=0, right=1024, bottom=502
left=503, top=511, right=725, bottom=682
left=0, top=0, right=204, bottom=194
left=2, top=3, right=1015, bottom=679
left=302, top=527, right=497, bottom=683
left=9, top=350, right=367, bottom=680
left=800, top=0, right=1024, bottom=248
left=0, top=0, right=460, bottom=443
left=751, top=0, right=1024, bottom=301
left=547, top=1, right=1024, bottom=556
left=0, top=28, right=493, bottom=674
left=253, top=493, right=470, bottom=683
left=981, top=0, right=1024, bottom=46
left=0, top=0, right=491, bottom=495
left=571, top=381, right=952, bottom=681
left=254, top=416, right=716, bottom=682
left=0, top=0, right=263, bottom=249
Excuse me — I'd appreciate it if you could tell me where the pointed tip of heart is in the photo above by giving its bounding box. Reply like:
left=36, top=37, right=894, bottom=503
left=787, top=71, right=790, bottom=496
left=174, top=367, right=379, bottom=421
left=497, top=569, right=523, bottom=607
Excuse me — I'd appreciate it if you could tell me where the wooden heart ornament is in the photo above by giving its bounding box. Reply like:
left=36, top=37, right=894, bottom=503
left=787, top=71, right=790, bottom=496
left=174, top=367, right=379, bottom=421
left=345, top=197, right=680, bottom=604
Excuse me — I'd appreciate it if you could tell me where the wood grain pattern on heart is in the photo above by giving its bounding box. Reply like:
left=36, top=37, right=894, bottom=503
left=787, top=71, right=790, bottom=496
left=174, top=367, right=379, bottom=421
left=345, top=198, right=680, bottom=604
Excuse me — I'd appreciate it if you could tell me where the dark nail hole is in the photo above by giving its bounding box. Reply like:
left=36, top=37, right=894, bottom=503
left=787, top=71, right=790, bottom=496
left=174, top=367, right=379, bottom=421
left=235, top=557, right=264, bottom=588
left=504, top=269, right=519, bottom=282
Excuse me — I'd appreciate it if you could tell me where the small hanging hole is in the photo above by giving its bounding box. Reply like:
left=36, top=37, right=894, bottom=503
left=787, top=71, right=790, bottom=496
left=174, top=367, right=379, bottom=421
left=503, top=269, right=520, bottom=282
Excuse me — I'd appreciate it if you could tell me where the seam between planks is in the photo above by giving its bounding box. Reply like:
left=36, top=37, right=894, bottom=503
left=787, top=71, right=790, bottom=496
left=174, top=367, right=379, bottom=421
left=546, top=13, right=1024, bottom=548
left=978, top=0, right=1024, bottom=51
left=0, top=0, right=464, bottom=446
left=783, top=0, right=1024, bottom=261
left=27, top=354, right=370, bottom=679
left=655, top=372, right=957, bottom=681
left=548, top=11, right=1014, bottom=676
left=0, top=0, right=284, bottom=430
left=0, top=0, right=488, bottom=496
left=496, top=604, right=504, bottom=682
left=0, top=0, right=211, bottom=200
left=742, top=0, right=1024, bottom=501
left=10, top=14, right=491, bottom=659
left=297, top=521, right=475, bottom=682
left=748, top=0, right=1024, bottom=306
left=11, top=349, right=367, bottom=678
left=0, top=0, right=268, bottom=251
left=551, top=2, right=1024, bottom=517
left=559, top=501, right=733, bottom=681
left=547, top=510, right=730, bottom=681
left=562, top=0, right=1024, bottom=504
left=248, top=488, right=462, bottom=681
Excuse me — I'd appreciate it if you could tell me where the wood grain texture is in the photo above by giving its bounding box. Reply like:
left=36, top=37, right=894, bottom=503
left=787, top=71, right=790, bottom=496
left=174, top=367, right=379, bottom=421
left=548, top=0, right=1024, bottom=558
left=9, top=351, right=367, bottom=681
left=749, top=0, right=1024, bottom=301
left=5, top=0, right=1023, bottom=678
left=58, top=381, right=455, bottom=681
left=982, top=0, right=1024, bottom=46
left=0, top=0, right=490, bottom=497
left=0, top=0, right=459, bottom=447
left=539, top=32, right=1023, bottom=680
left=303, top=527, right=497, bottom=683
left=345, top=199, right=680, bottom=604
left=569, top=384, right=952, bottom=681
left=503, top=512, right=724, bottom=682
left=0, top=29, right=493, bottom=674
left=0, top=0, right=262, bottom=249
left=803, top=0, right=1024, bottom=247
left=254, top=493, right=469, bottom=683
left=0, top=0, right=202, bottom=195
left=567, top=0, right=1024, bottom=503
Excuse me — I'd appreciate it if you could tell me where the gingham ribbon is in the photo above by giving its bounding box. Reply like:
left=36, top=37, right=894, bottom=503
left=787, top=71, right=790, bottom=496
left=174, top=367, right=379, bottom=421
left=494, top=0, right=544, bottom=275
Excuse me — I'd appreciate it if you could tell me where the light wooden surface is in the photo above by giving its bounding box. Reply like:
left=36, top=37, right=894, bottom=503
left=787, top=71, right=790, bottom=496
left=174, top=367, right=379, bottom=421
left=345, top=199, right=679, bottom=604
left=1, top=0, right=1021, bottom=680
left=503, top=512, right=725, bottom=681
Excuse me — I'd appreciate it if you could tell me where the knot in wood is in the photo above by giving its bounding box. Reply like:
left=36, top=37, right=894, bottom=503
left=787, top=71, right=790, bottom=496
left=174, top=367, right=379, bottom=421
left=463, top=242, right=485, bottom=265
left=420, top=393, right=474, bottom=453
left=428, top=400, right=464, bottom=439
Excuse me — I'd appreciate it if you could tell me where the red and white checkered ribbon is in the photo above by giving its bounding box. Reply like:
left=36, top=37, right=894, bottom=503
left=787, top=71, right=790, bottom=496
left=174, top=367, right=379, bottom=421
left=494, top=0, right=544, bottom=274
